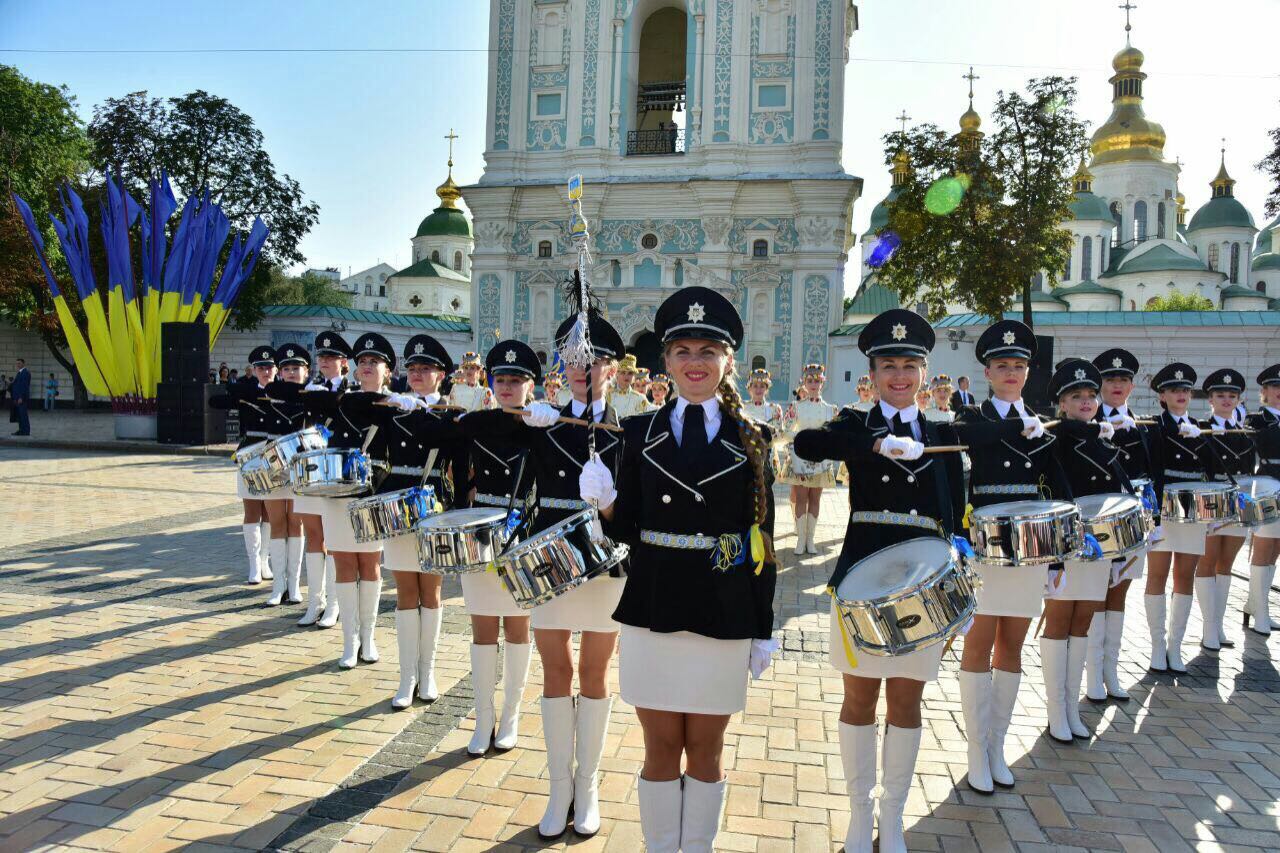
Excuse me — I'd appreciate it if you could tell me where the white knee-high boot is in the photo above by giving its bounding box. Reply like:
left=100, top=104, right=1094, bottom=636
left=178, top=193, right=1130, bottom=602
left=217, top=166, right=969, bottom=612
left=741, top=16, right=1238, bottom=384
left=1084, top=611, right=1107, bottom=702
left=468, top=643, right=498, bottom=756
left=957, top=670, right=993, bottom=794
left=1145, top=593, right=1168, bottom=671
left=573, top=695, right=613, bottom=837
left=392, top=609, right=419, bottom=709
left=538, top=696, right=577, bottom=839
left=839, top=722, right=876, bottom=853
left=1167, top=592, right=1193, bottom=673
left=1040, top=637, right=1072, bottom=743
left=298, top=552, right=326, bottom=626
left=1215, top=574, right=1234, bottom=647
left=357, top=578, right=382, bottom=662
left=987, top=668, right=1019, bottom=787
left=286, top=537, right=304, bottom=604
left=1245, top=563, right=1275, bottom=635
left=258, top=522, right=272, bottom=579
left=242, top=524, right=263, bottom=584
left=1064, top=636, right=1091, bottom=739
left=335, top=582, right=360, bottom=669
left=417, top=607, right=442, bottom=702
left=1103, top=610, right=1130, bottom=700
left=317, top=556, right=339, bottom=628
left=637, top=775, right=682, bottom=853
left=679, top=774, right=726, bottom=853
left=1195, top=575, right=1219, bottom=651
left=494, top=642, right=532, bottom=751
left=877, top=724, right=922, bottom=853
left=267, top=539, right=288, bottom=605
left=792, top=515, right=807, bottom=557
left=805, top=513, right=819, bottom=554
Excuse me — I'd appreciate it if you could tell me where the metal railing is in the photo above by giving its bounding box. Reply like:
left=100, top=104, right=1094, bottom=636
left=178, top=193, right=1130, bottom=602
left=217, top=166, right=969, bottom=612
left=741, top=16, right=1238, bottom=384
left=626, top=128, right=685, bottom=156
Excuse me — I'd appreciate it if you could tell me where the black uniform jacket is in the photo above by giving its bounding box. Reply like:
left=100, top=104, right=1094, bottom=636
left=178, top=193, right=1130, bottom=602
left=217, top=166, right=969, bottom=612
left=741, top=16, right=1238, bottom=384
left=464, top=435, right=537, bottom=512
left=1148, top=410, right=1210, bottom=509
left=1246, top=407, right=1280, bottom=478
left=1201, top=416, right=1257, bottom=483
left=795, top=405, right=1019, bottom=589
left=209, top=382, right=292, bottom=450
left=1053, top=427, right=1133, bottom=500
left=956, top=401, right=1075, bottom=509
left=609, top=401, right=776, bottom=641
left=1094, top=405, right=1154, bottom=484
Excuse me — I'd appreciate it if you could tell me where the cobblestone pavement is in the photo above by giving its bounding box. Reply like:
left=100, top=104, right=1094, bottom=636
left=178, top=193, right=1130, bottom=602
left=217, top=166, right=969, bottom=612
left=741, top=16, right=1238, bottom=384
left=1, top=446, right=1278, bottom=852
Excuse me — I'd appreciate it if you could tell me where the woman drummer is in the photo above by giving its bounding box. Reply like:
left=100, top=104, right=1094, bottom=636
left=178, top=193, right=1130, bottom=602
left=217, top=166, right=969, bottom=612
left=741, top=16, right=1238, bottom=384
left=782, top=363, right=838, bottom=555
left=580, top=287, right=776, bottom=853
left=793, top=309, right=1018, bottom=852
left=1043, top=359, right=1126, bottom=742
left=210, top=345, right=279, bottom=586
left=648, top=372, right=670, bottom=408
left=500, top=313, right=628, bottom=840
left=458, top=340, right=542, bottom=754
left=1244, top=364, right=1280, bottom=636
left=1145, top=363, right=1211, bottom=674
left=955, top=320, right=1071, bottom=792
left=743, top=368, right=783, bottom=427
left=1195, top=369, right=1257, bottom=652
left=1086, top=348, right=1154, bottom=701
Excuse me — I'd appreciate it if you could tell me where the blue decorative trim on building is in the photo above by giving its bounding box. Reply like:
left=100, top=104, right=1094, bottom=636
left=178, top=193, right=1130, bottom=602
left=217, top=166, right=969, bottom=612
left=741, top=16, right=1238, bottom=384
left=712, top=0, right=733, bottom=142
left=748, top=12, right=795, bottom=145
left=580, top=0, right=601, bottom=145
left=803, top=274, right=831, bottom=366
left=477, top=274, right=503, bottom=349
left=493, top=0, right=516, bottom=151
left=513, top=271, right=532, bottom=335
left=728, top=218, right=799, bottom=254
left=511, top=221, right=570, bottom=256
left=595, top=219, right=706, bottom=254
left=772, top=271, right=794, bottom=400
left=812, top=0, right=833, bottom=140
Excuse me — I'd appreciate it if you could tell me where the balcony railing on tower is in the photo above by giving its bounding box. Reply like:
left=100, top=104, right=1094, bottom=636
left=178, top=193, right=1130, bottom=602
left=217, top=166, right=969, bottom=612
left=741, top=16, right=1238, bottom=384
left=627, top=128, right=685, bottom=156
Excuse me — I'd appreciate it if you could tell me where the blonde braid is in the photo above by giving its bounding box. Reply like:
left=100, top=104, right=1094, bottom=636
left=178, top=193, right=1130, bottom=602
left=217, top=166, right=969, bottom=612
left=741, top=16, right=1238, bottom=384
left=717, top=369, right=776, bottom=563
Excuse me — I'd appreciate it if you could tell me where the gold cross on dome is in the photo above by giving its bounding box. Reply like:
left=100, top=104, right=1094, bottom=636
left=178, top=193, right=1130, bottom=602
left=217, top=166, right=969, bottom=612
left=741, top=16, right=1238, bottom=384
left=444, top=128, right=458, bottom=166
left=895, top=110, right=911, bottom=135
left=962, top=67, right=980, bottom=103
left=1119, top=2, right=1137, bottom=41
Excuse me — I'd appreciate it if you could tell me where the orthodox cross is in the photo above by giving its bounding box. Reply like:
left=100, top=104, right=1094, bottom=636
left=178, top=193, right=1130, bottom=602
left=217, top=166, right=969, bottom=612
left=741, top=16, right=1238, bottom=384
left=444, top=128, right=459, bottom=169
left=895, top=110, right=911, bottom=135
left=1119, top=2, right=1136, bottom=43
left=962, top=67, right=980, bottom=105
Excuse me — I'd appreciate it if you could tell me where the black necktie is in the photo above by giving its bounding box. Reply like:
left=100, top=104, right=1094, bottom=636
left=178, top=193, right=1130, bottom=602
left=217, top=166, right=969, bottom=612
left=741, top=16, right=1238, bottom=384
left=892, top=413, right=913, bottom=438
left=682, top=404, right=708, bottom=464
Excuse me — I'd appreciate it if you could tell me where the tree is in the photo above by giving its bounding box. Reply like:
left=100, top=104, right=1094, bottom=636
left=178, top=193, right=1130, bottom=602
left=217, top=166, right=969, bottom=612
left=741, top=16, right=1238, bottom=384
left=0, top=65, right=91, bottom=403
left=260, top=266, right=353, bottom=308
left=88, top=89, right=319, bottom=328
left=1143, top=293, right=1214, bottom=311
left=875, top=76, right=1087, bottom=326
left=1259, top=107, right=1280, bottom=217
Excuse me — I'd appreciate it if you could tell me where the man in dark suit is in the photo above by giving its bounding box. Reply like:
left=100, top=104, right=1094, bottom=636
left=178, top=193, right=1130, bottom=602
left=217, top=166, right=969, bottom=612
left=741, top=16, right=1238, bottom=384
left=11, top=358, right=31, bottom=435
left=950, top=374, right=976, bottom=409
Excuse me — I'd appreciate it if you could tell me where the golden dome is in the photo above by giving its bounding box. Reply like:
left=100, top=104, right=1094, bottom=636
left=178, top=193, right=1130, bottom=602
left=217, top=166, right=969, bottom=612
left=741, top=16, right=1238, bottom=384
left=1089, top=39, right=1166, bottom=166
left=892, top=148, right=911, bottom=169
left=959, top=105, right=982, bottom=132
left=1112, top=44, right=1144, bottom=73
left=435, top=171, right=462, bottom=210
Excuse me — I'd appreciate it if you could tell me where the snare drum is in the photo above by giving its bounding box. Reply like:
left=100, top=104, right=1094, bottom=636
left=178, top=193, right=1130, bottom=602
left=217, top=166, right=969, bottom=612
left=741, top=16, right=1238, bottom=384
left=1077, top=493, right=1151, bottom=560
left=1236, top=476, right=1280, bottom=528
left=415, top=508, right=511, bottom=575
left=832, top=537, right=979, bottom=658
left=242, top=427, right=331, bottom=496
left=497, top=509, right=629, bottom=610
left=348, top=485, right=438, bottom=543
left=969, top=500, right=1084, bottom=566
left=290, top=448, right=380, bottom=497
left=1161, top=482, right=1238, bottom=524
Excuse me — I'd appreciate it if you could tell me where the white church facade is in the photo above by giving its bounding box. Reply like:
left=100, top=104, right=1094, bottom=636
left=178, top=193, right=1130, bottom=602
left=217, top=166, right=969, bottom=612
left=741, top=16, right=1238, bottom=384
left=463, top=0, right=862, bottom=398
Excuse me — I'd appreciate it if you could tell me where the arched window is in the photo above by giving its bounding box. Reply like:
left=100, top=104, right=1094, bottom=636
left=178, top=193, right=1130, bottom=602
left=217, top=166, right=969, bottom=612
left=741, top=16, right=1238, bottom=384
left=453, top=251, right=463, bottom=271
left=1063, top=246, right=1072, bottom=280
left=752, top=239, right=769, bottom=259
left=1081, top=237, right=1093, bottom=280
left=1032, top=271, right=1044, bottom=289
left=1258, top=280, right=1267, bottom=294
left=1157, top=202, right=1167, bottom=239
left=378, top=285, right=386, bottom=297
left=537, top=240, right=552, bottom=259
left=1230, top=243, right=1241, bottom=283
left=364, top=283, right=372, bottom=296
left=431, top=250, right=441, bottom=263
left=1133, top=200, right=1148, bottom=242
left=1109, top=202, right=1122, bottom=246
left=1207, top=243, right=1219, bottom=271
left=751, top=355, right=766, bottom=372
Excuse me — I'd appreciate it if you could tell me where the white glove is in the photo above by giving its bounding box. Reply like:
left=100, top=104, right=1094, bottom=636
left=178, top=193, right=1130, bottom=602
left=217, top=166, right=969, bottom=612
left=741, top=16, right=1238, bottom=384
left=749, top=638, right=781, bottom=680
left=1097, top=420, right=1115, bottom=441
left=1178, top=421, right=1202, bottom=439
left=522, top=401, right=559, bottom=429
left=1021, top=417, right=1046, bottom=439
left=878, top=435, right=924, bottom=461
left=385, top=392, right=419, bottom=412
left=1110, top=414, right=1137, bottom=432
left=579, top=453, right=617, bottom=510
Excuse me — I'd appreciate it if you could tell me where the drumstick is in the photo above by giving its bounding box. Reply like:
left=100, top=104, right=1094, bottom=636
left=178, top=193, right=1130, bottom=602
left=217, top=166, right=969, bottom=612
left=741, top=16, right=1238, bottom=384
left=1209, top=428, right=1255, bottom=435
left=499, top=406, right=624, bottom=433
left=360, top=425, right=379, bottom=455
left=887, top=445, right=968, bottom=457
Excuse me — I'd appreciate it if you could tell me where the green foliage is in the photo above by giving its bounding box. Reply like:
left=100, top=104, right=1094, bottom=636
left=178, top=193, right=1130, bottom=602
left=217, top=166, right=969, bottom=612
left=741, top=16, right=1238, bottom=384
left=261, top=267, right=353, bottom=308
left=1260, top=106, right=1280, bottom=218
left=875, top=76, right=1087, bottom=326
left=1143, top=293, right=1214, bottom=311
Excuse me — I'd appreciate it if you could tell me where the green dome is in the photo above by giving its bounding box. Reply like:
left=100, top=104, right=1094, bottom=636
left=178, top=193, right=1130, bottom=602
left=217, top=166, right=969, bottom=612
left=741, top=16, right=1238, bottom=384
left=1068, top=191, right=1113, bottom=223
left=416, top=205, right=472, bottom=239
left=862, top=186, right=902, bottom=237
left=1253, top=251, right=1280, bottom=272
left=1187, top=196, right=1255, bottom=232
left=1255, top=214, right=1279, bottom=257
left=1054, top=280, right=1122, bottom=297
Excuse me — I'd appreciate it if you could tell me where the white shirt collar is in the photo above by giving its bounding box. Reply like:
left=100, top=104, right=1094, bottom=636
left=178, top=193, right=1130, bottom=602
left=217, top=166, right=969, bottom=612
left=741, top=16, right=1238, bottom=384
left=672, top=396, right=722, bottom=443
left=1104, top=403, right=1129, bottom=418
left=878, top=401, right=919, bottom=423
left=991, top=397, right=1026, bottom=418
left=1212, top=413, right=1236, bottom=428
left=570, top=398, right=606, bottom=419
left=421, top=391, right=441, bottom=406
left=1265, top=405, right=1280, bottom=417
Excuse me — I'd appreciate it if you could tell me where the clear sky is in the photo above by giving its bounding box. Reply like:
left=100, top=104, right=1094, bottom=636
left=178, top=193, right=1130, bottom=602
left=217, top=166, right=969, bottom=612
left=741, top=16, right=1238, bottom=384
left=3, top=0, right=1277, bottom=295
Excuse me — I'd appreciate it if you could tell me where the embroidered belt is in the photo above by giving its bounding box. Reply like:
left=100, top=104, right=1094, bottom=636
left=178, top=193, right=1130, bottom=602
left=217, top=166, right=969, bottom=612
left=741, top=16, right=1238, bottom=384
left=972, top=484, right=1038, bottom=496
left=848, top=511, right=942, bottom=534
left=1264, top=458, right=1280, bottom=466
left=390, top=466, right=443, bottom=478
left=1164, top=469, right=1202, bottom=480
left=474, top=492, right=516, bottom=506
left=540, top=497, right=588, bottom=510
left=640, top=530, right=721, bottom=550
left=245, top=430, right=269, bottom=438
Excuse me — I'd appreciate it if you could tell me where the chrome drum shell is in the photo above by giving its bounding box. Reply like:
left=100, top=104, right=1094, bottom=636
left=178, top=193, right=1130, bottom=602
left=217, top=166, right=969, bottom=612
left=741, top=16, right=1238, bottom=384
left=415, top=508, right=511, bottom=575
left=496, top=509, right=630, bottom=610
left=1161, top=482, right=1238, bottom=524
left=1236, top=476, right=1280, bottom=528
left=969, top=500, right=1084, bottom=566
left=347, top=485, right=438, bottom=543
left=289, top=448, right=379, bottom=497
left=1077, top=493, right=1151, bottom=560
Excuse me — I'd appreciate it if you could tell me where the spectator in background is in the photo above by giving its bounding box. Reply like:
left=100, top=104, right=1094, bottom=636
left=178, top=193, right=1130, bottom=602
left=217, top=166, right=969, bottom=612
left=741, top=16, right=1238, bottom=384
left=11, top=359, right=31, bottom=435
left=228, top=369, right=239, bottom=383
left=218, top=363, right=230, bottom=383
left=951, top=374, right=975, bottom=409
left=44, top=374, right=58, bottom=410
left=0, top=374, right=8, bottom=407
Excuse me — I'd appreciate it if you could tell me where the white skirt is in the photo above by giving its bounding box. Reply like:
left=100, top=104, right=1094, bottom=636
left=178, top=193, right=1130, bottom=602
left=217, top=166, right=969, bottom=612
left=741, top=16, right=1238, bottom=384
left=234, top=472, right=292, bottom=501
left=829, top=602, right=944, bottom=681
left=462, top=571, right=525, bottom=617
left=320, top=497, right=382, bottom=553
left=1253, top=518, right=1280, bottom=539
left=619, top=625, right=750, bottom=715
left=382, top=532, right=423, bottom=572
left=291, top=493, right=325, bottom=515
left=1149, top=520, right=1207, bottom=556
left=1212, top=523, right=1251, bottom=539
left=974, top=563, right=1047, bottom=618
left=1111, top=551, right=1146, bottom=586
left=1047, top=558, right=1112, bottom=602
left=531, top=575, right=624, bottom=633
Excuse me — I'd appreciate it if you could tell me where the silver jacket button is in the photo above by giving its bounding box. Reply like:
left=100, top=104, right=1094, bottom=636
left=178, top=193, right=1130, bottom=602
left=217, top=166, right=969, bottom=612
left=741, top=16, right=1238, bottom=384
left=662, top=494, right=671, bottom=504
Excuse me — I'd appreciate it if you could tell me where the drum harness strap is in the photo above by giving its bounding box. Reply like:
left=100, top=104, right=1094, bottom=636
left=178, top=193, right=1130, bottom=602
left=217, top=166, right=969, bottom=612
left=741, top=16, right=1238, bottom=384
left=244, top=430, right=269, bottom=438
left=392, top=465, right=443, bottom=479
